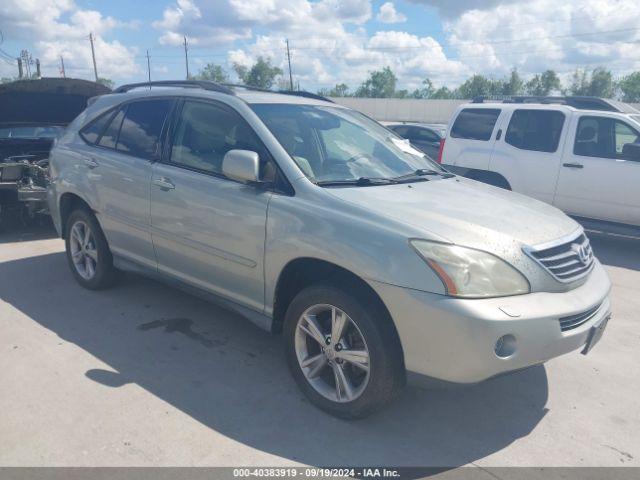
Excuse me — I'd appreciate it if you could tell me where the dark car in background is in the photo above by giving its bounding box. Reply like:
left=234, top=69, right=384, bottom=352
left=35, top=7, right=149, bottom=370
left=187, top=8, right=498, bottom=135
left=0, top=78, right=110, bottom=228
left=385, top=122, right=446, bottom=160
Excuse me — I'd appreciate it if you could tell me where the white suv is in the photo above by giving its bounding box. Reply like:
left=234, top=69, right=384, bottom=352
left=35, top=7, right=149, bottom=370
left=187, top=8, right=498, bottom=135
left=441, top=97, right=640, bottom=234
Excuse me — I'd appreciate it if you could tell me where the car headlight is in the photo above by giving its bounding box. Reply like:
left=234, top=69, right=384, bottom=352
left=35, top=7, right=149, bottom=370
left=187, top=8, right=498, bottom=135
left=410, top=240, right=530, bottom=298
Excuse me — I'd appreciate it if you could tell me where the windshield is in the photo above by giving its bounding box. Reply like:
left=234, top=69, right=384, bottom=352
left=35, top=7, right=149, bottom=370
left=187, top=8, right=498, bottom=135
left=251, top=104, right=444, bottom=183
left=0, top=125, right=65, bottom=139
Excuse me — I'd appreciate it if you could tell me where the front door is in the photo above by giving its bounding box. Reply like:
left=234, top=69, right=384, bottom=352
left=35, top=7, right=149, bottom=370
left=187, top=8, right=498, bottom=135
left=554, top=114, right=640, bottom=227
left=150, top=99, right=273, bottom=312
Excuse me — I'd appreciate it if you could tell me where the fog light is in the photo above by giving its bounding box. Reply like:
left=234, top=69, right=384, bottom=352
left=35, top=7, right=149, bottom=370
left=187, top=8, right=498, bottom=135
left=495, top=334, right=516, bottom=358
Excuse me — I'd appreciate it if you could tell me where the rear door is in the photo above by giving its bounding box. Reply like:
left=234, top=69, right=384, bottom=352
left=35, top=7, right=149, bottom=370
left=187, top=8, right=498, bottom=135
left=554, top=114, right=640, bottom=226
left=489, top=108, right=567, bottom=204
left=79, top=98, right=174, bottom=268
left=443, top=107, right=502, bottom=170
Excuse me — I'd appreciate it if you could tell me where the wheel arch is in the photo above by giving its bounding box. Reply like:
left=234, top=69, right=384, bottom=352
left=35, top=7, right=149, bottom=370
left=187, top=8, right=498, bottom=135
left=272, top=258, right=404, bottom=360
left=59, top=193, right=94, bottom=239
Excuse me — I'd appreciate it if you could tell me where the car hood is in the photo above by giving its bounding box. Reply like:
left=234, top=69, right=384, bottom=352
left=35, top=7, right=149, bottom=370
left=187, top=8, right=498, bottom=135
left=324, top=176, right=580, bottom=250
left=0, top=78, right=110, bottom=125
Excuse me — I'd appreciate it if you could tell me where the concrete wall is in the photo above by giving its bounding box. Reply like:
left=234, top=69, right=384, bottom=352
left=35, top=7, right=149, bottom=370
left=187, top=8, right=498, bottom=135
left=330, top=97, right=640, bottom=125
left=329, top=98, right=466, bottom=123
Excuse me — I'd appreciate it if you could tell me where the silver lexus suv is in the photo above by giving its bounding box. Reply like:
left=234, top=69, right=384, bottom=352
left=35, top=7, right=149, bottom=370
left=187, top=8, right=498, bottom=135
left=48, top=81, right=612, bottom=418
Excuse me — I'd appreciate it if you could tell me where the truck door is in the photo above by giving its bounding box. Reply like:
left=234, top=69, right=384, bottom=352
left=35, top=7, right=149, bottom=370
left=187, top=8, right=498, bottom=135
left=554, top=114, right=640, bottom=227
left=489, top=108, right=567, bottom=204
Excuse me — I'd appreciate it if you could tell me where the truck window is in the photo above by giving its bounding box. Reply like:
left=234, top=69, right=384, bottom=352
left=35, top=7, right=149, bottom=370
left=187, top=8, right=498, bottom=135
left=450, top=108, right=501, bottom=141
left=505, top=109, right=565, bottom=153
left=574, top=116, right=640, bottom=159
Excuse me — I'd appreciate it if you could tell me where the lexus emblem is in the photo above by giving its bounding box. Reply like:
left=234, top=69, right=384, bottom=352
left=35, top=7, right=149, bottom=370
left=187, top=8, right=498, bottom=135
left=572, top=243, right=591, bottom=265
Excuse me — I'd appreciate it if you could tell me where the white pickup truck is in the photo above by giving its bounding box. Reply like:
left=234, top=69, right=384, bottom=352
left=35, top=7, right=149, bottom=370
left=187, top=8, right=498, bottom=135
left=440, top=97, right=640, bottom=235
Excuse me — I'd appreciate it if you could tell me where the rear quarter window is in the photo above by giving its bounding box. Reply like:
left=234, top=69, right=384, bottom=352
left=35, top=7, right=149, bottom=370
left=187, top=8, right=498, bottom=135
left=450, top=108, right=501, bottom=141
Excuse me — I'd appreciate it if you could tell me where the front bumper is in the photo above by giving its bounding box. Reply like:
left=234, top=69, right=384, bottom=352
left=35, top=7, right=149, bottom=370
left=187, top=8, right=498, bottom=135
left=370, top=260, right=612, bottom=384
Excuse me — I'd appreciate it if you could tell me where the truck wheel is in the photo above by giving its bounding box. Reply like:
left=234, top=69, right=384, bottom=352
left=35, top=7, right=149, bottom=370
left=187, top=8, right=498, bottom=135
left=64, top=208, right=118, bottom=290
left=284, top=284, right=405, bottom=419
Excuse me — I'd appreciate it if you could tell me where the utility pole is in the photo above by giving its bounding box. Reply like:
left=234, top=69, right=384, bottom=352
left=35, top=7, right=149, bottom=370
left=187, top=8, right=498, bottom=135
left=286, top=39, right=293, bottom=91
left=60, top=56, right=66, bottom=78
left=146, top=50, right=151, bottom=86
left=89, top=33, right=98, bottom=82
left=35, top=58, right=41, bottom=78
left=17, top=57, right=23, bottom=78
left=183, top=36, right=189, bottom=80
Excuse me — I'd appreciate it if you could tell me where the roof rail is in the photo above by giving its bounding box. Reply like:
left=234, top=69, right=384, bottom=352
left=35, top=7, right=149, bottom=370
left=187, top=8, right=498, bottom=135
left=471, top=95, right=628, bottom=113
left=113, top=80, right=235, bottom=95
left=222, top=83, right=333, bottom=103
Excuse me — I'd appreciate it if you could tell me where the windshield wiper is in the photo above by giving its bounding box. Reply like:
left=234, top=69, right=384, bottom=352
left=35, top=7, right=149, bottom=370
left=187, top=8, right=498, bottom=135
left=316, top=176, right=398, bottom=187
left=392, top=168, right=455, bottom=182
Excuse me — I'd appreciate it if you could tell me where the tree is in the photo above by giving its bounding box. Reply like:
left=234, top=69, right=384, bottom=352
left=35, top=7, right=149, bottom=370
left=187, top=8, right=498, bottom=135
left=1, top=77, right=18, bottom=84
left=194, top=63, right=229, bottom=83
left=525, top=70, right=561, bottom=96
left=355, top=66, right=397, bottom=98
left=618, top=72, right=640, bottom=103
left=589, top=67, right=614, bottom=98
left=97, top=78, right=114, bottom=90
left=430, top=86, right=454, bottom=99
left=454, top=74, right=502, bottom=99
left=233, top=56, right=282, bottom=89
left=411, top=78, right=435, bottom=99
left=318, top=83, right=350, bottom=97
left=502, top=69, right=524, bottom=95
left=568, top=67, right=614, bottom=98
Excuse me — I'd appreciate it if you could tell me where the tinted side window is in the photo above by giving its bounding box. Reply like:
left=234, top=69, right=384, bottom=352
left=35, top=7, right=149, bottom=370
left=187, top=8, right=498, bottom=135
left=170, top=101, right=272, bottom=179
left=80, top=110, right=113, bottom=144
left=412, top=127, right=439, bottom=142
left=98, top=109, right=125, bottom=149
left=505, top=109, right=565, bottom=153
left=450, top=108, right=501, bottom=141
left=390, top=125, right=409, bottom=136
left=116, top=100, right=173, bottom=159
left=574, top=117, right=615, bottom=158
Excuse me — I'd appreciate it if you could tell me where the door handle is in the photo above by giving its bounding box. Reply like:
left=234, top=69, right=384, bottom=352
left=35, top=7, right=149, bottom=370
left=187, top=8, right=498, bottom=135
left=84, top=157, right=99, bottom=169
left=153, top=177, right=175, bottom=190
left=562, top=163, right=584, bottom=169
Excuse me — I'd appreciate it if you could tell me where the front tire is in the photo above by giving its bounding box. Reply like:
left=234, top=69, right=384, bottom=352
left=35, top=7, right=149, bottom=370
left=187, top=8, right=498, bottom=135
left=64, top=208, right=117, bottom=290
left=284, top=284, right=405, bottom=419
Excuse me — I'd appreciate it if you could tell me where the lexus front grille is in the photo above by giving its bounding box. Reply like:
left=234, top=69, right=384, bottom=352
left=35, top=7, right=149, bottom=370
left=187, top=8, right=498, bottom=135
left=524, top=230, right=595, bottom=283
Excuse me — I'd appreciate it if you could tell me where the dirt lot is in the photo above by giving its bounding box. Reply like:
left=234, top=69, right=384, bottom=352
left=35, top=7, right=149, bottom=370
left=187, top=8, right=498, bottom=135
left=0, top=224, right=638, bottom=468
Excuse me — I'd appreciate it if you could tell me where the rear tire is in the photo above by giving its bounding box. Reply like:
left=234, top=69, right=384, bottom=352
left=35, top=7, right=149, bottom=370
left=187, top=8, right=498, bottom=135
left=284, top=283, right=405, bottom=419
left=64, top=208, right=118, bottom=290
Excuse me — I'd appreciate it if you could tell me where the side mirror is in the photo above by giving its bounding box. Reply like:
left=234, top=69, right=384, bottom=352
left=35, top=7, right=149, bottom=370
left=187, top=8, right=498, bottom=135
left=222, top=149, right=260, bottom=183
left=621, top=142, right=640, bottom=161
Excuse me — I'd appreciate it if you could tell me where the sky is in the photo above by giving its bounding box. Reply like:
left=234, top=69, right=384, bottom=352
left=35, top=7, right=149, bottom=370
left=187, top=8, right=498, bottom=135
left=1, top=0, right=640, bottom=91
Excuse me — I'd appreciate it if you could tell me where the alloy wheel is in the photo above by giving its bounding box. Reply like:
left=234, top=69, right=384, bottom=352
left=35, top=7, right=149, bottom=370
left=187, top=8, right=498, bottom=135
left=294, top=304, right=371, bottom=403
left=69, top=220, right=98, bottom=280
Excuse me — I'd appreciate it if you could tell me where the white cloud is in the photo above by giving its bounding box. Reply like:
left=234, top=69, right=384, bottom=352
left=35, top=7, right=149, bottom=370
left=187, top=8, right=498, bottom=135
left=436, top=0, right=640, bottom=78
left=0, top=0, right=139, bottom=81
left=377, top=2, right=407, bottom=24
